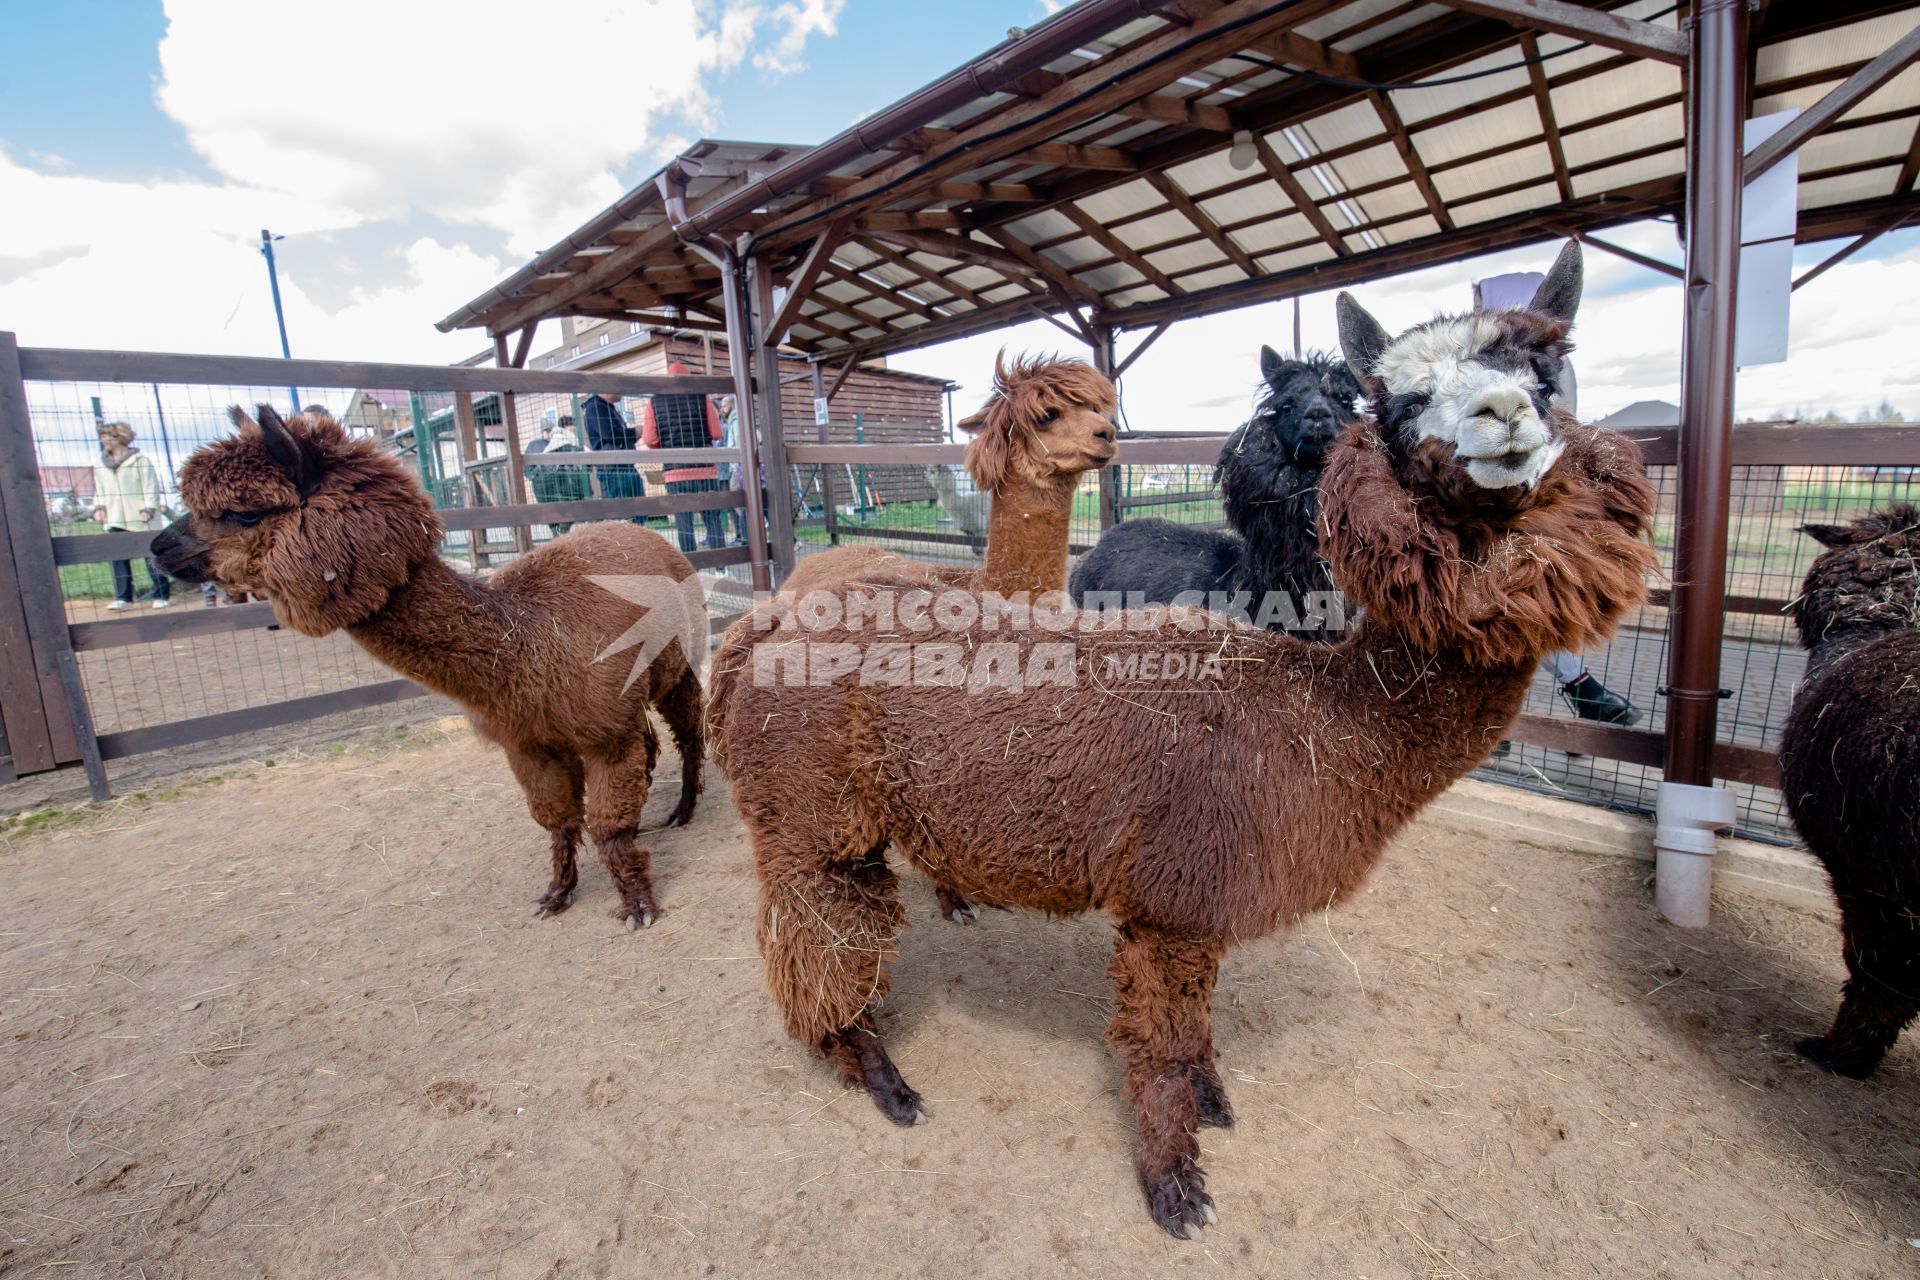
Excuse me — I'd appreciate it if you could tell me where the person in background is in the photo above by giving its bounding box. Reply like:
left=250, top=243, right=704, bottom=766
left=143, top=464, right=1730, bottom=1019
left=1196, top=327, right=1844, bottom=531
left=1474, top=270, right=1638, bottom=727
left=581, top=390, right=647, bottom=523
left=91, top=421, right=172, bottom=611
left=715, top=394, right=748, bottom=546
left=643, top=362, right=729, bottom=552
left=528, top=414, right=588, bottom=535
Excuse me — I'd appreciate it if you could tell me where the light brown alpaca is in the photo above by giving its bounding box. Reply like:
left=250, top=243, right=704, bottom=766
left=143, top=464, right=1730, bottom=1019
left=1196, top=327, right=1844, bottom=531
left=782, top=353, right=1117, bottom=603
left=708, top=245, right=1658, bottom=1236
left=152, top=406, right=706, bottom=931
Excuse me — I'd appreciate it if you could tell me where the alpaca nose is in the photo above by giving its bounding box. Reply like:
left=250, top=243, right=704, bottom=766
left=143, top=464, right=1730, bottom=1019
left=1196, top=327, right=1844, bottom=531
left=1473, top=386, right=1533, bottom=427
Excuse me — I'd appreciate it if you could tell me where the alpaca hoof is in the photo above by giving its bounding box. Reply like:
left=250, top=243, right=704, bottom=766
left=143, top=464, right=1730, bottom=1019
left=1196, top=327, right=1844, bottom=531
left=1796, top=1035, right=1882, bottom=1079
left=1191, top=1070, right=1235, bottom=1128
left=935, top=886, right=981, bottom=925
left=1144, top=1161, right=1216, bottom=1240
left=532, top=890, right=574, bottom=918
left=663, top=801, right=697, bottom=829
left=625, top=911, right=657, bottom=932
left=870, top=1077, right=925, bottom=1127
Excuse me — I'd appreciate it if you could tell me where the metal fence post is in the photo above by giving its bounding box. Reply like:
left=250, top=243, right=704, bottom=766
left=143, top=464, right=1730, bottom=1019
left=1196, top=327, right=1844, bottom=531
left=1657, top=0, right=1749, bottom=927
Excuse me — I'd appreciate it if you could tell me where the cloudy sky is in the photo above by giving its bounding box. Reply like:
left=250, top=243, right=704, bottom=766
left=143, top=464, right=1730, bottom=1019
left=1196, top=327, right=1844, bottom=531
left=4, top=0, right=1916, bottom=437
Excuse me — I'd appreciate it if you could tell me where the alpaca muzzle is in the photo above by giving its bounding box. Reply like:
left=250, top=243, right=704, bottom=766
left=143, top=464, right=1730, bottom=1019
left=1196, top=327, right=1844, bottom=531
left=149, top=518, right=212, bottom=583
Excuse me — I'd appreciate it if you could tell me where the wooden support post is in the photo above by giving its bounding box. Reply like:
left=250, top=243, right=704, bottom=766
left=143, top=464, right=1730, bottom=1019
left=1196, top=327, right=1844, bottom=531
left=715, top=254, right=774, bottom=593
left=452, top=391, right=487, bottom=569
left=492, top=335, right=533, bottom=554
left=0, top=332, right=82, bottom=772
left=1092, top=324, right=1120, bottom=530
left=747, top=253, right=797, bottom=583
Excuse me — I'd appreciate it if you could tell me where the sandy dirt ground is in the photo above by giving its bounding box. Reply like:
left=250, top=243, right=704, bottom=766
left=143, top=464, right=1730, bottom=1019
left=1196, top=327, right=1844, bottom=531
left=2, top=726, right=1915, bottom=1279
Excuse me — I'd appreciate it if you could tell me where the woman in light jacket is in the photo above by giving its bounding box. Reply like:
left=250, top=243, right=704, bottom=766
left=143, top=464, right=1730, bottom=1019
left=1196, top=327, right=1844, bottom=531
left=92, top=421, right=172, bottom=610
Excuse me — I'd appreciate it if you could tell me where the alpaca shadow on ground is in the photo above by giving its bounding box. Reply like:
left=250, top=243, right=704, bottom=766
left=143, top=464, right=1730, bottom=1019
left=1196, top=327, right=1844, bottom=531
left=1584, top=867, right=1920, bottom=1234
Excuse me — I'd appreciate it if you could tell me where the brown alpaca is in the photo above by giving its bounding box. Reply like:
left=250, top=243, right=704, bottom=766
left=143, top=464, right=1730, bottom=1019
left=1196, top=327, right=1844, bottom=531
left=782, top=353, right=1117, bottom=602
left=707, top=244, right=1657, bottom=1236
left=783, top=353, right=1116, bottom=923
left=152, top=406, right=706, bottom=931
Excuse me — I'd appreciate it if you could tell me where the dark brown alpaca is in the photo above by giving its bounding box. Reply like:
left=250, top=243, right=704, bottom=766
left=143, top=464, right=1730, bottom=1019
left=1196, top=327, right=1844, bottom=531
left=1780, top=502, right=1920, bottom=1077
left=151, top=406, right=706, bottom=931
left=707, top=244, right=1657, bottom=1236
left=781, top=354, right=1116, bottom=924
left=782, top=353, right=1117, bottom=602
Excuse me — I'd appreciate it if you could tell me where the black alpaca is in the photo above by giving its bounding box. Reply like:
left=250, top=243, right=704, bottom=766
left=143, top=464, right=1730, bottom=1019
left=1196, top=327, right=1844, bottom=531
left=1780, top=502, right=1920, bottom=1078
left=1069, top=347, right=1360, bottom=641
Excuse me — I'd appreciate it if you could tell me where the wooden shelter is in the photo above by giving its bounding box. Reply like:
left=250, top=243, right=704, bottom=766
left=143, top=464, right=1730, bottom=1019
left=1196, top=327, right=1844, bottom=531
left=434, top=0, right=1920, bottom=928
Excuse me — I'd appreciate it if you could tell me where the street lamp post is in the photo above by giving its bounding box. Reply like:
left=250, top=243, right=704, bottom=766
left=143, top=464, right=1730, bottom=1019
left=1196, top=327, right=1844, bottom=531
left=259, top=229, right=300, bottom=410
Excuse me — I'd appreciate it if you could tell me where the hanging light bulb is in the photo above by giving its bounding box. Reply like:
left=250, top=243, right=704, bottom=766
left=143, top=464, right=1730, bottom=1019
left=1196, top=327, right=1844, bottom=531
left=1228, top=129, right=1257, bottom=171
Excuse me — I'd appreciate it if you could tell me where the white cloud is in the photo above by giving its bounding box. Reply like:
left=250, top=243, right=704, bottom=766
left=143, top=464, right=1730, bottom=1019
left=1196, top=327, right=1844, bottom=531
left=749, top=0, right=847, bottom=76
left=2, top=1, right=844, bottom=367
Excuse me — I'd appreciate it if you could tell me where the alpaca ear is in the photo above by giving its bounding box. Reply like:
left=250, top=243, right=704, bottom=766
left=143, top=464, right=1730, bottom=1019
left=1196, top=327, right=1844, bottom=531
left=1259, top=344, right=1284, bottom=382
left=960, top=412, right=1010, bottom=492
left=1528, top=241, right=1583, bottom=324
left=1336, top=293, right=1389, bottom=388
left=1799, top=522, right=1857, bottom=549
left=253, top=404, right=320, bottom=497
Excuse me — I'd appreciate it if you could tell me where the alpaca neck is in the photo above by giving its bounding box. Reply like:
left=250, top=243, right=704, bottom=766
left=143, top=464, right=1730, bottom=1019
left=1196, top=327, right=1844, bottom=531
left=1232, top=473, right=1323, bottom=597
left=346, top=556, right=527, bottom=716
left=1329, top=618, right=1536, bottom=805
left=976, top=478, right=1075, bottom=596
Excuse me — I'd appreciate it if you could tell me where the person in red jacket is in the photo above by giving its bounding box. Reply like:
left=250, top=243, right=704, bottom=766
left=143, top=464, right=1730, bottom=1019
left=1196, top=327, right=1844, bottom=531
left=642, top=362, right=729, bottom=552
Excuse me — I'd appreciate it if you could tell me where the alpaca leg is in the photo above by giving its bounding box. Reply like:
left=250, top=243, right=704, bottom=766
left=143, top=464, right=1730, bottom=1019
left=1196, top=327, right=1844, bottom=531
left=933, top=883, right=981, bottom=924
left=505, top=749, right=585, bottom=917
left=652, top=661, right=704, bottom=829
left=1798, top=913, right=1920, bottom=1078
left=756, top=838, right=919, bottom=1123
left=585, top=730, right=663, bottom=931
left=1107, top=924, right=1226, bottom=1239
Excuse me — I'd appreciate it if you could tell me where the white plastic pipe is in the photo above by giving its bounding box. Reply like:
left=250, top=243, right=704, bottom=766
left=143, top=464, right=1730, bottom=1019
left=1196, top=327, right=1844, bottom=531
left=1653, top=780, right=1735, bottom=927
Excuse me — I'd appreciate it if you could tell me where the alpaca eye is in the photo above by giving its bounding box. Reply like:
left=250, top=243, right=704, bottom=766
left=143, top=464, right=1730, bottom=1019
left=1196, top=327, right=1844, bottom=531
left=228, top=510, right=271, bottom=527
left=1037, top=408, right=1059, bottom=427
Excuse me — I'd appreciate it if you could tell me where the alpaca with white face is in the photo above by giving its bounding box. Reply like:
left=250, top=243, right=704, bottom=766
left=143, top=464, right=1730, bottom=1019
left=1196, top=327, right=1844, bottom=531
left=1340, top=241, right=1581, bottom=493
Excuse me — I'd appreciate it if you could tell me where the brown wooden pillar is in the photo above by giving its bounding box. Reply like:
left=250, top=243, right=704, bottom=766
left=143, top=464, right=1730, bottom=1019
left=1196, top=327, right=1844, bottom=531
left=746, top=253, right=797, bottom=583
left=1091, top=324, right=1120, bottom=530
left=452, top=391, right=487, bottom=569
left=716, top=255, right=773, bottom=592
left=491, top=333, right=533, bottom=554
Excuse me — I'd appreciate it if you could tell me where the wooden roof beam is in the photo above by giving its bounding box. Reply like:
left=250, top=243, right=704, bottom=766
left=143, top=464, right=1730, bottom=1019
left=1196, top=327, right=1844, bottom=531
left=1428, top=0, right=1686, bottom=65
left=1004, top=67, right=1236, bottom=133
left=1745, top=22, right=1920, bottom=183
left=1368, top=90, right=1454, bottom=232
left=1061, top=203, right=1183, bottom=296
left=1519, top=34, right=1574, bottom=202
left=935, top=180, right=1042, bottom=203
left=747, top=0, right=1349, bottom=251
left=1142, top=171, right=1258, bottom=277
left=766, top=217, right=852, bottom=347
left=864, top=211, right=969, bottom=231
left=1252, top=133, right=1351, bottom=257
left=851, top=236, right=995, bottom=311
left=977, top=226, right=1107, bottom=308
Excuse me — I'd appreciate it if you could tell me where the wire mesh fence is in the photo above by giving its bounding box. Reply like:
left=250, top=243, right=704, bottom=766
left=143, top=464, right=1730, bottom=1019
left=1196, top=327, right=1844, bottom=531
left=794, top=451, right=1920, bottom=845
left=23, top=375, right=753, bottom=750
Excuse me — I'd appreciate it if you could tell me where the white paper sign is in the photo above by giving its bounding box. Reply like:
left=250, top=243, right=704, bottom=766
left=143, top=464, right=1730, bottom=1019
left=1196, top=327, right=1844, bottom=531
left=813, top=396, right=829, bottom=426
left=1737, top=110, right=1798, bottom=368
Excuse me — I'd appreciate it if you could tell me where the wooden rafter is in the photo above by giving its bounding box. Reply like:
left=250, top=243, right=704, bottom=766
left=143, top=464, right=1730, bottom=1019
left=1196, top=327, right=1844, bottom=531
left=1551, top=225, right=1682, bottom=278
left=1428, top=0, right=1687, bottom=65
left=851, top=236, right=994, bottom=311
left=483, top=175, right=747, bottom=336
left=1520, top=34, right=1574, bottom=202
left=977, top=227, right=1105, bottom=308
left=1252, top=133, right=1351, bottom=257
left=1142, top=171, right=1258, bottom=277
left=1898, top=118, right=1920, bottom=197
left=1005, top=67, right=1236, bottom=133
left=865, top=226, right=1040, bottom=281
left=1368, top=90, right=1454, bottom=232
left=812, top=266, right=924, bottom=333
left=1113, top=321, right=1172, bottom=378
left=748, top=0, right=1347, bottom=255
left=820, top=262, right=945, bottom=326
left=1791, top=212, right=1915, bottom=291
left=1060, top=203, right=1183, bottom=297
left=1745, top=23, right=1920, bottom=183
left=766, top=217, right=852, bottom=347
